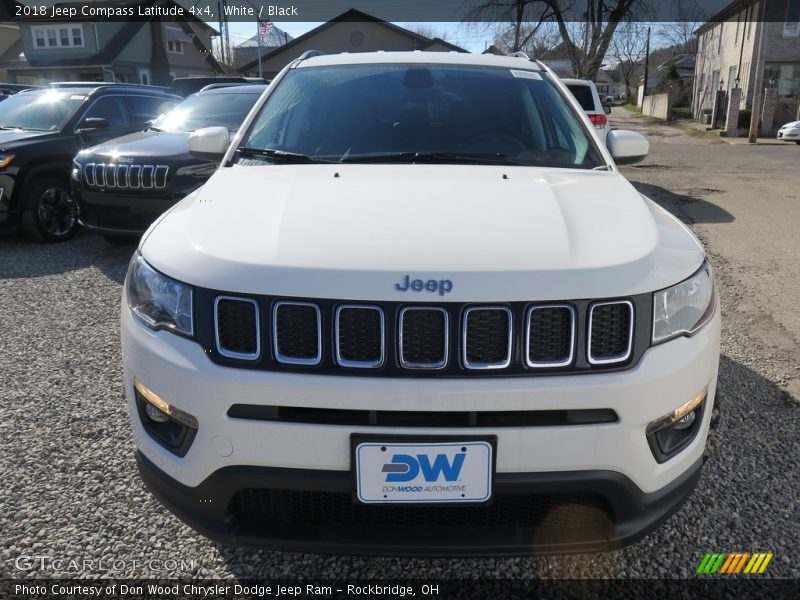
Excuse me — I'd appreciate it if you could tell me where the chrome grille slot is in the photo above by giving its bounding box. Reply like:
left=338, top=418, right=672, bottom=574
left=588, top=301, right=634, bottom=365
left=399, top=307, right=448, bottom=369
left=215, top=296, right=260, bottom=360
left=526, top=305, right=575, bottom=368
left=463, top=307, right=512, bottom=369
left=105, top=164, right=117, bottom=188
left=335, top=305, right=384, bottom=368
left=129, top=165, right=141, bottom=188
left=116, top=164, right=129, bottom=187
left=273, top=301, right=322, bottom=365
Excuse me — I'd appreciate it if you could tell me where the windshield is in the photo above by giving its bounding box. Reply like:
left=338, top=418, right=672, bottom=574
left=240, top=64, right=604, bottom=168
left=0, top=90, right=86, bottom=131
left=151, top=91, right=262, bottom=133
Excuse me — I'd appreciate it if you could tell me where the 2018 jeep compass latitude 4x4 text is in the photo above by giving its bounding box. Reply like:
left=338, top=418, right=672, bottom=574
left=123, top=52, right=720, bottom=555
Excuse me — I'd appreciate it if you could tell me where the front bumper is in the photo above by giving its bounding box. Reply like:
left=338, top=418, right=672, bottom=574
left=777, top=129, right=800, bottom=141
left=137, top=450, right=702, bottom=556
left=75, top=187, right=196, bottom=236
left=123, top=294, right=720, bottom=554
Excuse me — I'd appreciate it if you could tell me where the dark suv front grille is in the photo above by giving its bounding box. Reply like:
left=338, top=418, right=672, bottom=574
left=198, top=293, right=644, bottom=377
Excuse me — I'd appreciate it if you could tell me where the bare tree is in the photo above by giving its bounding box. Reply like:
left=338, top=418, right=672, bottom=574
left=492, top=22, right=561, bottom=58
left=466, top=1, right=555, bottom=52
left=609, top=21, right=648, bottom=100
left=656, top=0, right=707, bottom=53
left=543, top=0, right=641, bottom=79
left=404, top=23, right=449, bottom=41
left=468, top=0, right=642, bottom=78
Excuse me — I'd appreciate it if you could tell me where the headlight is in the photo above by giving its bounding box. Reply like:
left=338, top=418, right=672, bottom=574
left=0, top=154, right=15, bottom=169
left=126, top=252, right=193, bottom=337
left=652, top=261, right=715, bottom=344
left=176, top=162, right=218, bottom=177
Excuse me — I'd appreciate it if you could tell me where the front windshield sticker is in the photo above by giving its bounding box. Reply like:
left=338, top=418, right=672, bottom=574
left=69, top=95, right=87, bottom=100
left=510, top=70, right=542, bottom=80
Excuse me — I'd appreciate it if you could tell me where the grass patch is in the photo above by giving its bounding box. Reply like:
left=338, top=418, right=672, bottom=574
left=681, top=126, right=723, bottom=142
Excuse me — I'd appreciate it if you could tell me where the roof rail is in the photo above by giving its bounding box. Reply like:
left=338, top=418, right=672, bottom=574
left=198, top=82, right=251, bottom=92
left=297, top=50, right=325, bottom=60
left=507, top=51, right=531, bottom=60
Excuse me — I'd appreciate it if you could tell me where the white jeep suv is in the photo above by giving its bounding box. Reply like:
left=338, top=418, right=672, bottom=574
left=122, top=51, right=720, bottom=555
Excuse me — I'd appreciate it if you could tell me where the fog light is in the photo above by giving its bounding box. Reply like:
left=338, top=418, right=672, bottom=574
left=646, top=387, right=707, bottom=463
left=144, top=402, right=170, bottom=423
left=133, top=378, right=198, bottom=457
left=672, top=411, right=696, bottom=430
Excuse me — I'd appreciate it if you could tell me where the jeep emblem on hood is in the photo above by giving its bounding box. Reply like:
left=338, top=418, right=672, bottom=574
left=395, top=275, right=453, bottom=296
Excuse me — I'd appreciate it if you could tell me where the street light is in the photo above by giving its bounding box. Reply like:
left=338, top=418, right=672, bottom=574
left=719, top=78, right=724, bottom=91
left=734, top=76, right=740, bottom=88
left=769, top=76, right=776, bottom=88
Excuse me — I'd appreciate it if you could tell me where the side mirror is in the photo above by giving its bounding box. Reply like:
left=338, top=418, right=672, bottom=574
left=188, top=126, right=230, bottom=156
left=606, top=129, right=649, bottom=164
left=76, top=117, right=110, bottom=133
left=603, top=104, right=612, bottom=115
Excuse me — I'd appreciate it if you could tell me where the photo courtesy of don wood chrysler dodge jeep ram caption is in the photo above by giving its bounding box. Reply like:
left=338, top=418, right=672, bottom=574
left=123, top=51, right=720, bottom=555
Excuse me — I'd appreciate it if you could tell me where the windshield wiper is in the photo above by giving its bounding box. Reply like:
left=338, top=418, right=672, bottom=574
left=237, top=147, right=329, bottom=164
left=340, top=151, right=514, bottom=165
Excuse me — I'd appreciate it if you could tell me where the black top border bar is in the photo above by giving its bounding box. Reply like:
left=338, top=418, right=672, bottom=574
left=1, top=0, right=796, bottom=23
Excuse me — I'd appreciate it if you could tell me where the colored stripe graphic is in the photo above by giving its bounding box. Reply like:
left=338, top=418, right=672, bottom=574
left=700, top=553, right=774, bottom=574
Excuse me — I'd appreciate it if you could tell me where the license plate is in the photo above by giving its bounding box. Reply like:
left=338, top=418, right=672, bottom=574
left=354, top=439, right=493, bottom=504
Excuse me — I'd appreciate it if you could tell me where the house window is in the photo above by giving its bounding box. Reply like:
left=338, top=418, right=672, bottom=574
left=31, top=24, right=84, bottom=49
left=785, top=0, right=800, bottom=37
left=167, top=40, right=184, bottom=54
left=765, top=63, right=800, bottom=95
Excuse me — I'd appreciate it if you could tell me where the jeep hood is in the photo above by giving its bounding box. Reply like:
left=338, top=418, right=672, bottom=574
left=141, top=164, right=704, bottom=301
left=0, top=129, right=52, bottom=149
left=78, top=130, right=190, bottom=161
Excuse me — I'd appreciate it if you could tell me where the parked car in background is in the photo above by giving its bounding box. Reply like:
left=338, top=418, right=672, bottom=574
left=0, top=83, right=43, bottom=101
left=0, top=85, right=178, bottom=242
left=603, top=94, right=615, bottom=104
left=563, top=78, right=611, bottom=145
left=776, top=120, right=800, bottom=144
left=73, top=84, right=267, bottom=243
left=169, top=76, right=269, bottom=98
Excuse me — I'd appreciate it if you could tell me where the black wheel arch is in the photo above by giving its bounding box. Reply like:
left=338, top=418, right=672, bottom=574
left=11, top=156, right=75, bottom=209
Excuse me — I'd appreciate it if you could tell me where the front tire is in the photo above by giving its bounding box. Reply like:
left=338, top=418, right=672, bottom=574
left=20, top=176, right=79, bottom=243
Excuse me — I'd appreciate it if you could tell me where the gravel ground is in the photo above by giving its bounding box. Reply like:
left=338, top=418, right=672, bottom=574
left=1, top=145, right=798, bottom=580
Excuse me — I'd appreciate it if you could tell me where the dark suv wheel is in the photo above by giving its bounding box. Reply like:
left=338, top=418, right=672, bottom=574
left=20, top=176, right=79, bottom=242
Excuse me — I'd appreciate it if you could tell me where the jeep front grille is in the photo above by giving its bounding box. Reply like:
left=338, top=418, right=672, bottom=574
left=205, top=294, right=640, bottom=376
left=214, top=297, right=260, bottom=360
left=526, top=305, right=575, bottom=367
left=83, top=162, right=169, bottom=189
left=399, top=307, right=448, bottom=369
left=273, top=302, right=322, bottom=365
left=588, top=301, right=634, bottom=364
left=463, top=307, right=512, bottom=369
left=335, top=305, right=384, bottom=368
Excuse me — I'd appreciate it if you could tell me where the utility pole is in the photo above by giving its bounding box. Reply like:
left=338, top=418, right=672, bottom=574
left=640, top=26, right=650, bottom=108
left=749, top=0, right=767, bottom=143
